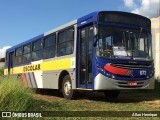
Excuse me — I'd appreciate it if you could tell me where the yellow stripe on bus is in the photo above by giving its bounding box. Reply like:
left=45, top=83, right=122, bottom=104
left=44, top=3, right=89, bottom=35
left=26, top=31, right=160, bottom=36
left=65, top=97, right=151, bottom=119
left=4, top=57, right=75, bottom=75
left=42, top=58, right=72, bottom=71
left=4, top=69, right=8, bottom=75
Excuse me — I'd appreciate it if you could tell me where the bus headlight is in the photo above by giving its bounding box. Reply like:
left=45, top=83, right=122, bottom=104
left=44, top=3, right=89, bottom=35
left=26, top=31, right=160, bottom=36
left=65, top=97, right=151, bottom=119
left=106, top=73, right=109, bottom=76
left=97, top=64, right=104, bottom=72
left=149, top=73, right=152, bottom=77
left=99, top=68, right=104, bottom=72
left=112, top=75, right=115, bottom=79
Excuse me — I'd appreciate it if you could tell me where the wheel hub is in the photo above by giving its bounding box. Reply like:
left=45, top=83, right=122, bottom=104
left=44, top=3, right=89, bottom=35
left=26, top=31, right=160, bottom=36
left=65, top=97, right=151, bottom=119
left=64, top=81, right=71, bottom=96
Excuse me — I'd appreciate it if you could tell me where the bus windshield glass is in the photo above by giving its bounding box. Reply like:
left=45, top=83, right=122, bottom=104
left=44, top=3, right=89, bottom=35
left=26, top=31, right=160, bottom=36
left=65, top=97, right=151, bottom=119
left=96, top=27, right=152, bottom=60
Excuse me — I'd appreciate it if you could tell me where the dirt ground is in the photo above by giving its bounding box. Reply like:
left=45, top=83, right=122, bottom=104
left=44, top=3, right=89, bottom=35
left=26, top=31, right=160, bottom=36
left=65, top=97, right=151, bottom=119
left=32, top=89, right=64, bottom=102
left=32, top=89, right=160, bottom=103
left=32, top=90, right=108, bottom=102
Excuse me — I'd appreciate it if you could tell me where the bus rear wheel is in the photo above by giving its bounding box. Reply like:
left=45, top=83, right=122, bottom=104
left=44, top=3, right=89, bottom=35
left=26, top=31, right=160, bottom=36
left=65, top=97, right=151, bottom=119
left=104, top=90, right=119, bottom=99
left=62, top=75, right=76, bottom=100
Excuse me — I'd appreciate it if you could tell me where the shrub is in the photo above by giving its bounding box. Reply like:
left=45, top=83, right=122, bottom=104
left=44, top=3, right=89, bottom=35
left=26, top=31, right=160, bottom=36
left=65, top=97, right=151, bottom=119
left=0, top=76, right=33, bottom=111
left=0, top=68, right=4, bottom=77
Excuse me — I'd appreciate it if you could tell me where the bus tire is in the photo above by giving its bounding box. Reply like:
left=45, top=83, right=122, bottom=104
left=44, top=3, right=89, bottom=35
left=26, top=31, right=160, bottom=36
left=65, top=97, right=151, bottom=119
left=104, top=90, right=119, bottom=99
left=62, top=75, right=76, bottom=100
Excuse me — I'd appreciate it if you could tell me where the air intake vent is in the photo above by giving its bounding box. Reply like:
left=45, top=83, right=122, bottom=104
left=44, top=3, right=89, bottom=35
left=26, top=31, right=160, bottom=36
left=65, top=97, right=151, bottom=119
left=111, top=63, right=152, bottom=69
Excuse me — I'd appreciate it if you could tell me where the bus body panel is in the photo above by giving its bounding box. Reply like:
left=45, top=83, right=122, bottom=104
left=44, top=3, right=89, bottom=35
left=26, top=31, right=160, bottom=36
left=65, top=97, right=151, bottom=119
left=94, top=73, right=155, bottom=90
left=4, top=56, right=76, bottom=89
left=5, top=19, right=78, bottom=90
left=77, top=12, right=98, bottom=27
left=43, top=68, right=75, bottom=89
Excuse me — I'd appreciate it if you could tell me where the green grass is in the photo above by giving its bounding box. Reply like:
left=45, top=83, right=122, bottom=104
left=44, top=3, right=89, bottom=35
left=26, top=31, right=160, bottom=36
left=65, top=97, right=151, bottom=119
left=0, top=71, right=159, bottom=119
left=28, top=94, right=160, bottom=119
left=28, top=81, right=160, bottom=119
left=29, top=80, right=160, bottom=112
left=30, top=91, right=160, bottom=111
left=0, top=68, right=4, bottom=77
left=0, top=76, right=33, bottom=111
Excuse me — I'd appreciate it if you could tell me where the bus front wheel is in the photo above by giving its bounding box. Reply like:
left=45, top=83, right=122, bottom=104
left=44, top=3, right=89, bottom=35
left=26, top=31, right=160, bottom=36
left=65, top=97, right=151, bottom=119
left=62, top=75, right=76, bottom=100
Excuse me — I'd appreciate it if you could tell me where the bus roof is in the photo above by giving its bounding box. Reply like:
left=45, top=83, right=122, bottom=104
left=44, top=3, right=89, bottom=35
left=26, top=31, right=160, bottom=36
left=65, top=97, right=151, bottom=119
left=44, top=20, right=77, bottom=36
left=7, top=34, right=44, bottom=52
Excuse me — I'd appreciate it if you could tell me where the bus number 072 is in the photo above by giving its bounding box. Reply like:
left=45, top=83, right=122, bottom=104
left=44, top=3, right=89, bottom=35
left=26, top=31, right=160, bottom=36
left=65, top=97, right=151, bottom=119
left=140, top=70, right=146, bottom=75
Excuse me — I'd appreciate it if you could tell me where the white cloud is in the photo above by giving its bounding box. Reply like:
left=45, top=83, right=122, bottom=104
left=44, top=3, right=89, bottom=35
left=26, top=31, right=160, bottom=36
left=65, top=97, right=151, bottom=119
left=0, top=46, right=11, bottom=59
left=124, top=0, right=137, bottom=8
left=123, top=0, right=160, bottom=18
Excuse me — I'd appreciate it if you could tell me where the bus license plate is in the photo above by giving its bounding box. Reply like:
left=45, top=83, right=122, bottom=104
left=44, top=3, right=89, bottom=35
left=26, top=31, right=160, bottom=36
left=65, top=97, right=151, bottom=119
left=128, top=82, right=137, bottom=86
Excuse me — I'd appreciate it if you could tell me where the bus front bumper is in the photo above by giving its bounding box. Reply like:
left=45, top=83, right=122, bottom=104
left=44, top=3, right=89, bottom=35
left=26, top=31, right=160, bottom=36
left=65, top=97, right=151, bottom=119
left=94, top=73, right=155, bottom=90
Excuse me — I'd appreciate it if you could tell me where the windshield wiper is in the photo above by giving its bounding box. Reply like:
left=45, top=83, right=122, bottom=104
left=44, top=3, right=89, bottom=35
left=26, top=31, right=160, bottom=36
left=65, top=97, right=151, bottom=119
left=122, top=32, right=126, bottom=47
left=138, top=27, right=143, bottom=41
left=127, top=31, right=134, bottom=59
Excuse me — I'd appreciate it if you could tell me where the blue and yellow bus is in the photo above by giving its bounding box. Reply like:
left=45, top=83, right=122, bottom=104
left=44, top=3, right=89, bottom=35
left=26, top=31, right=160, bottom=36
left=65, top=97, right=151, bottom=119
left=4, top=11, right=155, bottom=99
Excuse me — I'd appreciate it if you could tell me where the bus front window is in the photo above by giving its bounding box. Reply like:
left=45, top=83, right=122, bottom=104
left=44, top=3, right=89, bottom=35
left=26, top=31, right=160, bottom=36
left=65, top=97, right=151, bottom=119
left=96, top=27, right=152, bottom=60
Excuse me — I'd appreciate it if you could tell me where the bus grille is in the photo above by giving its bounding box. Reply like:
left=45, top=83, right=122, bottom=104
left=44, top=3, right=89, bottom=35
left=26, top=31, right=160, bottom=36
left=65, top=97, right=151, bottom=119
left=111, top=63, right=152, bottom=69
left=116, top=75, right=146, bottom=79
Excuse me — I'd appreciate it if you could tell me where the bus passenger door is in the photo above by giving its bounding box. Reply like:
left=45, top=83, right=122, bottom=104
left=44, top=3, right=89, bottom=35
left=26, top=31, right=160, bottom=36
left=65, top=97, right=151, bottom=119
left=78, top=26, right=93, bottom=89
left=8, top=52, right=14, bottom=74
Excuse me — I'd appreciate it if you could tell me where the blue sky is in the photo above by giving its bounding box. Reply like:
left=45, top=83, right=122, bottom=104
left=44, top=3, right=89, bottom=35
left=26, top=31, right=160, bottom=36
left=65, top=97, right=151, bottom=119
left=0, top=0, right=159, bottom=48
left=0, top=0, right=128, bottom=48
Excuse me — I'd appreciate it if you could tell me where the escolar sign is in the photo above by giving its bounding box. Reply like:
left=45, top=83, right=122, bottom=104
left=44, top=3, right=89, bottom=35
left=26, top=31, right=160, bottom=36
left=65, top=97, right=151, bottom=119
left=23, top=64, right=41, bottom=72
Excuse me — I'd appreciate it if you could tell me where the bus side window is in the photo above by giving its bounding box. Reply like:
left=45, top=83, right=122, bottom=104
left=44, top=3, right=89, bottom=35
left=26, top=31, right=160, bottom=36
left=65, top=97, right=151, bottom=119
left=32, top=39, right=43, bottom=61
left=23, top=43, right=31, bottom=63
left=43, top=34, right=56, bottom=59
left=5, top=52, right=8, bottom=67
left=15, top=47, right=23, bottom=64
left=57, top=27, right=74, bottom=57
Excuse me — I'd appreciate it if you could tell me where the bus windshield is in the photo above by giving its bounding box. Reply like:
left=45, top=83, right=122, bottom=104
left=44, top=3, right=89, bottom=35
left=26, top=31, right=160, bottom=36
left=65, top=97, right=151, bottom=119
left=96, top=27, right=152, bottom=60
